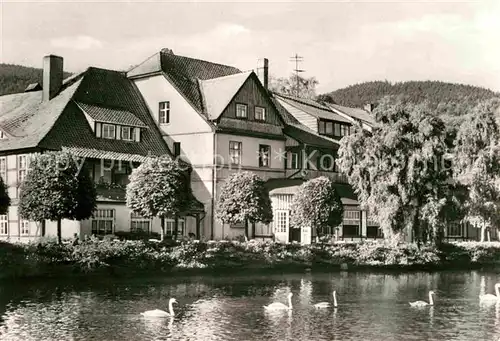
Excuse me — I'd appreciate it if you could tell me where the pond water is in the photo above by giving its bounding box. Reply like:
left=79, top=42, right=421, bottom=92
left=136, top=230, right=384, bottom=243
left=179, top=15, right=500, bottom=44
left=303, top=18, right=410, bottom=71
left=0, top=270, right=499, bottom=341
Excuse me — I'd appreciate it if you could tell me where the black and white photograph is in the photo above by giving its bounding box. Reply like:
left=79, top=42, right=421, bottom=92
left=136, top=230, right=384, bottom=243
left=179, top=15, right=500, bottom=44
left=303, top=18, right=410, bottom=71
left=0, top=0, right=499, bottom=340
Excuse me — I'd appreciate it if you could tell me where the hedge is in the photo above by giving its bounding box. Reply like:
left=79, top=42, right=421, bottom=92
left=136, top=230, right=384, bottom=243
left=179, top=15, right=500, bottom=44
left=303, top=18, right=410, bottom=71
left=1, top=239, right=500, bottom=279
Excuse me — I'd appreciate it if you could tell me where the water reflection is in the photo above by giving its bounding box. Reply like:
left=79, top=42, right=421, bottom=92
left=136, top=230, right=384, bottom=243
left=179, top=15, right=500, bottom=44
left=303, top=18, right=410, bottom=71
left=1, top=271, right=500, bottom=341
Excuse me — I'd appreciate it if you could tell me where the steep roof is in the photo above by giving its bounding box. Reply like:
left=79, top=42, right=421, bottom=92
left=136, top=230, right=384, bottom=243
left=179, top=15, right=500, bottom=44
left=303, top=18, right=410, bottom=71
left=0, top=76, right=83, bottom=151
left=275, top=93, right=351, bottom=123
left=271, top=97, right=339, bottom=148
left=199, top=71, right=252, bottom=119
left=328, top=103, right=375, bottom=125
left=127, top=50, right=242, bottom=114
left=0, top=67, right=170, bottom=158
left=76, top=102, right=146, bottom=128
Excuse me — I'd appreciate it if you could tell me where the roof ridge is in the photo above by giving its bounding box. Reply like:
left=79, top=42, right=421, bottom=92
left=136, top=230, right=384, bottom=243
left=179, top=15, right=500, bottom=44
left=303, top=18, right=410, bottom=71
left=161, top=51, right=241, bottom=72
left=275, top=92, right=330, bottom=111
left=200, top=70, right=252, bottom=83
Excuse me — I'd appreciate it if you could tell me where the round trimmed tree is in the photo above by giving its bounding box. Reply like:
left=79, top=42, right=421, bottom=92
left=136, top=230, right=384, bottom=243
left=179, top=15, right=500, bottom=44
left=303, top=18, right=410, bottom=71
left=19, top=151, right=97, bottom=244
left=290, top=176, right=344, bottom=241
left=216, top=171, right=273, bottom=240
left=0, top=176, right=10, bottom=215
left=126, top=156, right=189, bottom=240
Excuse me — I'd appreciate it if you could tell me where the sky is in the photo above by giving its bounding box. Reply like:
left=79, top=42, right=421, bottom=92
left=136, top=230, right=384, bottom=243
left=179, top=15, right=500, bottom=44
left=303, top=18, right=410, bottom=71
left=1, top=0, right=499, bottom=93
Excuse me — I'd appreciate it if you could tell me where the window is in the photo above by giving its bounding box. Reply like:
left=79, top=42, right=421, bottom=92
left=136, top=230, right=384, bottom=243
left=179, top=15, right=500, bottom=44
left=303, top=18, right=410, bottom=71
left=343, top=210, right=360, bottom=226
left=0, top=157, right=6, bottom=181
left=318, top=121, right=325, bottom=134
left=0, top=215, right=7, bottom=235
left=236, top=104, right=248, bottom=118
left=447, top=221, right=463, bottom=237
left=121, top=126, right=134, bottom=141
left=290, top=152, right=299, bottom=169
left=159, top=101, right=170, bottom=124
left=334, top=123, right=341, bottom=137
left=318, top=152, right=334, bottom=171
left=255, top=107, right=266, bottom=121
left=18, top=155, right=27, bottom=185
left=258, top=145, right=270, bottom=167
left=341, top=125, right=350, bottom=137
left=91, top=209, right=115, bottom=235
left=102, top=124, right=116, bottom=139
left=166, top=218, right=185, bottom=238
left=229, top=141, right=242, bottom=165
left=130, top=211, right=150, bottom=232
left=274, top=211, right=288, bottom=233
left=0, top=130, right=5, bottom=139
left=20, top=219, right=29, bottom=236
left=325, top=122, right=333, bottom=135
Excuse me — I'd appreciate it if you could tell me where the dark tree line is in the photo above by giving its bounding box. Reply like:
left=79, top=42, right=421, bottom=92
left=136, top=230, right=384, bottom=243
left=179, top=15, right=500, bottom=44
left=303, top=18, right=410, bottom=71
left=0, top=63, right=72, bottom=96
left=318, top=80, right=499, bottom=110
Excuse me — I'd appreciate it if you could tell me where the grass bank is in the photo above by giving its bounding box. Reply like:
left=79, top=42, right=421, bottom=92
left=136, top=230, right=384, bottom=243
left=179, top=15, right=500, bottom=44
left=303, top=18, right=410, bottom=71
left=1, top=239, right=500, bottom=280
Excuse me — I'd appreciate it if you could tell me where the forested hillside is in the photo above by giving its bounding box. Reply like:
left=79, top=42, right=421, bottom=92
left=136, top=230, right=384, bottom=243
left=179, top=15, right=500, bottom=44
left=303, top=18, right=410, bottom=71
left=319, top=80, right=499, bottom=108
left=0, top=64, right=72, bottom=96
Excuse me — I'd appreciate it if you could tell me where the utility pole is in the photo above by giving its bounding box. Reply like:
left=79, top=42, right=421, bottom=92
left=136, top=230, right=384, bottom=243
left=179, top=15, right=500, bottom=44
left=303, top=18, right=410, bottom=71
left=290, top=53, right=304, bottom=97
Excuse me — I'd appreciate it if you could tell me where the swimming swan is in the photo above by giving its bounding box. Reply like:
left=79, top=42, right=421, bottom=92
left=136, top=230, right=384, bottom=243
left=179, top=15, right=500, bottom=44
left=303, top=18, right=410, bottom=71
left=264, top=293, right=293, bottom=310
left=141, top=298, right=177, bottom=317
left=313, top=290, right=338, bottom=308
left=409, top=291, right=435, bottom=307
left=479, top=283, right=500, bottom=302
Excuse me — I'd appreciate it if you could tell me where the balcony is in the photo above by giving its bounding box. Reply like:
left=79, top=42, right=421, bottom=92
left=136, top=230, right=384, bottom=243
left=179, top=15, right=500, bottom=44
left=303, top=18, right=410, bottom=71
left=95, top=182, right=126, bottom=202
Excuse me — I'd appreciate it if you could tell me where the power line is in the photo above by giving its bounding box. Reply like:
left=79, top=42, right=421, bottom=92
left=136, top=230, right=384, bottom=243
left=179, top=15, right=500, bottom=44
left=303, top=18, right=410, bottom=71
left=290, top=53, right=305, bottom=97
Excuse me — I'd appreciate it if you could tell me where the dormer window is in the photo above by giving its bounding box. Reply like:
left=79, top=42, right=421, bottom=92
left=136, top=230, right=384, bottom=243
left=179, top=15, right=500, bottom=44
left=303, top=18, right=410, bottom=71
left=121, top=126, right=135, bottom=141
left=102, top=124, right=116, bottom=139
left=159, top=101, right=170, bottom=124
left=236, top=104, right=248, bottom=119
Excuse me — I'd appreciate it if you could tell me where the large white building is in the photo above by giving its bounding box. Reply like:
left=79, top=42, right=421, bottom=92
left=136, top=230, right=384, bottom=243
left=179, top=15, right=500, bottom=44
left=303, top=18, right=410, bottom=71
left=0, top=50, right=386, bottom=243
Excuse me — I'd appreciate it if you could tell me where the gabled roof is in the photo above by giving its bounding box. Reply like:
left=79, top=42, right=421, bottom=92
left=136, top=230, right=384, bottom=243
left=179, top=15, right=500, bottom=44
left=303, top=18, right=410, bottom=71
left=328, top=103, right=375, bottom=125
left=271, top=97, right=339, bottom=148
left=127, top=50, right=242, bottom=114
left=76, top=102, right=146, bottom=128
left=199, top=71, right=252, bottom=120
left=0, top=76, right=83, bottom=151
left=0, top=67, right=170, bottom=158
left=275, top=93, right=351, bottom=123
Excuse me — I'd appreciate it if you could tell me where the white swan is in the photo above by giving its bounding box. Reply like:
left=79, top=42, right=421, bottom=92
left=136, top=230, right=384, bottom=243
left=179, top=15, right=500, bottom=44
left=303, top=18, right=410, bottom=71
left=264, top=293, right=293, bottom=311
left=314, top=290, right=338, bottom=308
left=479, top=283, right=500, bottom=302
left=409, top=291, right=435, bottom=307
left=141, top=298, right=177, bottom=317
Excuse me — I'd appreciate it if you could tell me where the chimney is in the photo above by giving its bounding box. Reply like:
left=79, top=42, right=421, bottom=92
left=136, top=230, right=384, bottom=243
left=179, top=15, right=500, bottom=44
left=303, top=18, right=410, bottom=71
left=42, top=55, right=64, bottom=102
left=257, top=58, right=269, bottom=90
left=173, top=142, right=181, bottom=158
left=161, top=48, right=174, bottom=55
left=364, top=103, right=375, bottom=113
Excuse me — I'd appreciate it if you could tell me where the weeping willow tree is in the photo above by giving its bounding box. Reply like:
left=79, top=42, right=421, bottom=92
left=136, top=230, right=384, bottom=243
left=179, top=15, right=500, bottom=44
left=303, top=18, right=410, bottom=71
left=337, top=97, right=464, bottom=244
left=453, top=98, right=500, bottom=241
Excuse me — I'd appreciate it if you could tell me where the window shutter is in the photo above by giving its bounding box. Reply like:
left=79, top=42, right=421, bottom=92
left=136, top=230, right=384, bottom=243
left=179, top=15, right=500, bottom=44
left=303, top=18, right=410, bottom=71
left=134, top=128, right=141, bottom=142
left=96, top=123, right=102, bottom=137
left=116, top=125, right=121, bottom=140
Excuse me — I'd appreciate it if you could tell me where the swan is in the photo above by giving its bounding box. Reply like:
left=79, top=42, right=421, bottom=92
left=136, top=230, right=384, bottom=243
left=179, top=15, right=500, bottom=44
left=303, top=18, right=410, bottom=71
left=409, top=291, right=435, bottom=307
left=141, top=298, right=177, bottom=317
left=264, top=293, right=293, bottom=311
left=313, top=290, right=338, bottom=308
left=479, top=283, right=500, bottom=302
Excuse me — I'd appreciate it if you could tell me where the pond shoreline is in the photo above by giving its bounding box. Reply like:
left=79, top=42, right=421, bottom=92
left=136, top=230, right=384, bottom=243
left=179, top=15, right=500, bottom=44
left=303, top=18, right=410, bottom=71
left=1, top=239, right=500, bottom=280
